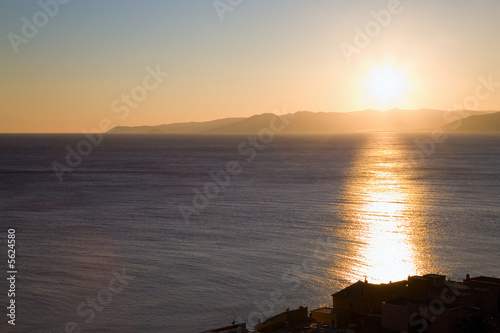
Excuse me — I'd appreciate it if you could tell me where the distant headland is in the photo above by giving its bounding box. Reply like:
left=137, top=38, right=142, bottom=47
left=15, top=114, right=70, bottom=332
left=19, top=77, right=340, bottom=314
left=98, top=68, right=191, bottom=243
left=107, top=109, right=500, bottom=135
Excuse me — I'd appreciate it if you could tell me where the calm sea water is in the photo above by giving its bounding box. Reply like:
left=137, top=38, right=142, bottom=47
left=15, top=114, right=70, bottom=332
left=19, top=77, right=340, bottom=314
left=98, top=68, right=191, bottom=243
left=0, top=133, right=499, bottom=332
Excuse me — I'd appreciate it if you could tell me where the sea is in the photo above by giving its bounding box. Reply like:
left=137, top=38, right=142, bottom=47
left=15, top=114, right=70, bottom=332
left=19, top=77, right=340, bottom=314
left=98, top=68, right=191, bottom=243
left=0, top=133, right=499, bottom=332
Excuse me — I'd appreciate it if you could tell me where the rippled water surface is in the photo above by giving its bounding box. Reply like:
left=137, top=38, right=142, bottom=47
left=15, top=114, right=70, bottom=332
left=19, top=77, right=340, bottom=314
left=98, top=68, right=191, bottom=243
left=0, top=133, right=499, bottom=332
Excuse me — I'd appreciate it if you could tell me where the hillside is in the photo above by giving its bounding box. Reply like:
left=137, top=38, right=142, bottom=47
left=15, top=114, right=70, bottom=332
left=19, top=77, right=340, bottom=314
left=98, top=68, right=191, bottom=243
left=107, top=109, right=498, bottom=134
left=442, top=111, right=500, bottom=132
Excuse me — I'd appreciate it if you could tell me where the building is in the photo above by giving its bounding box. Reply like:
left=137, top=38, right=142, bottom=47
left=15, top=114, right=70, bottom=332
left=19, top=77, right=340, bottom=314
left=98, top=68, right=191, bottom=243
left=331, top=279, right=410, bottom=325
left=207, top=273, right=499, bottom=333
left=254, top=306, right=311, bottom=333
left=329, top=274, right=500, bottom=333
left=463, top=275, right=500, bottom=313
left=381, top=298, right=463, bottom=333
left=310, top=307, right=348, bottom=328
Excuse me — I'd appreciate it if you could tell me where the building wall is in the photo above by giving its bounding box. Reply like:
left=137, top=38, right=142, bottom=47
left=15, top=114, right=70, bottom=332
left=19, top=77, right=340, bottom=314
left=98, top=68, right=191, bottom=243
left=381, top=303, right=411, bottom=332
left=311, top=309, right=348, bottom=327
left=464, top=277, right=500, bottom=313
left=427, top=307, right=463, bottom=333
left=332, top=281, right=410, bottom=315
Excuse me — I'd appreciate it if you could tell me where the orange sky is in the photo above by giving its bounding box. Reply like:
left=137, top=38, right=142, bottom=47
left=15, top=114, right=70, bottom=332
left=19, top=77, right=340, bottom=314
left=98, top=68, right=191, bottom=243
left=1, top=1, right=500, bottom=132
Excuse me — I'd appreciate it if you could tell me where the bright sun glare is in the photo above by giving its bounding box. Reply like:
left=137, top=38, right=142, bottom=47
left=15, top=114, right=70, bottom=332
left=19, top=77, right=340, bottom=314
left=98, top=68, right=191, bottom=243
left=365, top=64, right=408, bottom=109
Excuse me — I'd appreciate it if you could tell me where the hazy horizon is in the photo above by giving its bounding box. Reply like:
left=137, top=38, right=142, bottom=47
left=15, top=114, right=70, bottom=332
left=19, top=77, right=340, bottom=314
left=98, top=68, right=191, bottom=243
left=1, top=108, right=500, bottom=134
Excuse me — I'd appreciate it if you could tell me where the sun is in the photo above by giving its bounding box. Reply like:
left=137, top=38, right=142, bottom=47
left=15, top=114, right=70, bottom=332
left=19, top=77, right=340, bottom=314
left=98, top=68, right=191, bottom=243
left=364, top=64, right=408, bottom=109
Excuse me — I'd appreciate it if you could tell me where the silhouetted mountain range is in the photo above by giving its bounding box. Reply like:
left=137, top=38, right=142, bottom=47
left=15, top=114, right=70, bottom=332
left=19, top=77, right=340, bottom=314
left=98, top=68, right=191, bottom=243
left=442, top=111, right=500, bottom=132
left=107, top=109, right=500, bottom=134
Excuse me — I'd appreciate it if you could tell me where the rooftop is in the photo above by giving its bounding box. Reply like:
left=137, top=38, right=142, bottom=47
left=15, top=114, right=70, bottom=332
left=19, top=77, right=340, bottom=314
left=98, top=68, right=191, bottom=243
left=311, top=307, right=344, bottom=314
left=468, top=276, right=500, bottom=285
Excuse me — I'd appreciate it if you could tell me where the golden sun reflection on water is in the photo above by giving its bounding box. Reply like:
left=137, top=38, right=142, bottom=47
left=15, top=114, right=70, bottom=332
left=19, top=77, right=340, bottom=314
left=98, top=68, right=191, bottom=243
left=334, top=134, right=434, bottom=285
